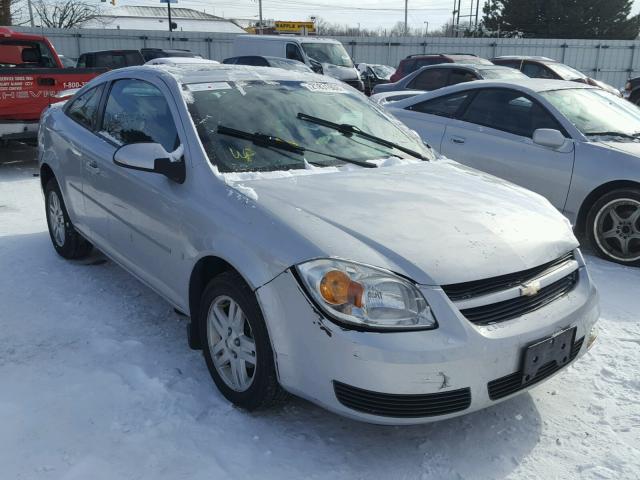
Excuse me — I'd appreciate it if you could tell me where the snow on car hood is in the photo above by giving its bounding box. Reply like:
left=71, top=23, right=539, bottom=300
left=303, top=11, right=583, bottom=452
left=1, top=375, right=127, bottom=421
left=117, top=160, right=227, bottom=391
left=242, top=160, right=578, bottom=286
left=321, top=64, right=359, bottom=81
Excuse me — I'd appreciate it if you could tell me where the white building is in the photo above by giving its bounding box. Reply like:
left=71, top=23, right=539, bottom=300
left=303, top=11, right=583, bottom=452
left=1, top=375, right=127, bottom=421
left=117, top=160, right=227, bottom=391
left=84, top=6, right=245, bottom=33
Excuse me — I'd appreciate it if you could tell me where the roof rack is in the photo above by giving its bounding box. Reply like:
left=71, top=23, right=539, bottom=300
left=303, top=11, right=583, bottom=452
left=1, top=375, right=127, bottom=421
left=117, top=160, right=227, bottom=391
left=405, top=52, right=478, bottom=59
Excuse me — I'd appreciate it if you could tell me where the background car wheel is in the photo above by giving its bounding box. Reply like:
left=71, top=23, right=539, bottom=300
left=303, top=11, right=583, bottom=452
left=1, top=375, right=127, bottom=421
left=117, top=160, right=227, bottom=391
left=44, top=178, right=93, bottom=259
left=587, top=188, right=640, bottom=266
left=199, top=271, right=288, bottom=411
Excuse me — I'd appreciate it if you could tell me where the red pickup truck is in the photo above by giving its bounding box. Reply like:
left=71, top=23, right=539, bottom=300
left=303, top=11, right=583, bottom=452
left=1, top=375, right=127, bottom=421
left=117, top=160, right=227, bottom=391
left=0, top=28, right=105, bottom=143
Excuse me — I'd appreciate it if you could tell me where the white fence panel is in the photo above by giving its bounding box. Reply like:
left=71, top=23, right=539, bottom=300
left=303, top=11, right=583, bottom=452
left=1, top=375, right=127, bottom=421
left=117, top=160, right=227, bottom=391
left=13, top=27, right=640, bottom=87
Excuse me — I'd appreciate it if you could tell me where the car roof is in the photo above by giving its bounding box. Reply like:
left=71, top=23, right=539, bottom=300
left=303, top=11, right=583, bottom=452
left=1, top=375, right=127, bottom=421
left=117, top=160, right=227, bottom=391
left=493, top=55, right=557, bottom=62
left=389, top=78, right=595, bottom=108
left=105, top=64, right=335, bottom=86
left=237, top=35, right=340, bottom=44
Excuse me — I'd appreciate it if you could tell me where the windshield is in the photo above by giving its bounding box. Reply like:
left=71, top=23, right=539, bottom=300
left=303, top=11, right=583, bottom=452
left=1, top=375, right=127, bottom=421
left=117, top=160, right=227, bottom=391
left=540, top=88, right=640, bottom=137
left=546, top=63, right=587, bottom=80
left=371, top=65, right=395, bottom=79
left=480, top=68, right=526, bottom=80
left=269, top=58, right=311, bottom=72
left=186, top=80, right=432, bottom=172
left=301, top=43, right=353, bottom=68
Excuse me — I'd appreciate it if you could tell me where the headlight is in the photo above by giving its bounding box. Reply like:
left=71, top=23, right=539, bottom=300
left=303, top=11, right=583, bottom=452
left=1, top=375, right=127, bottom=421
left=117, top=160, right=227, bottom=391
left=296, top=259, right=437, bottom=330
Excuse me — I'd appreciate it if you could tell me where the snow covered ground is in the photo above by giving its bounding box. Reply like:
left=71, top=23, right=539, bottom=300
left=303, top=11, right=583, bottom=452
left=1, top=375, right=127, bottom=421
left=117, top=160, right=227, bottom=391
left=1, top=152, right=639, bottom=480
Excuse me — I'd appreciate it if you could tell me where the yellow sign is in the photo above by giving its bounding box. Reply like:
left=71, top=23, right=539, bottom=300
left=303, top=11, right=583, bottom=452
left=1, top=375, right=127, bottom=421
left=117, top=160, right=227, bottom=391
left=275, top=21, right=316, bottom=33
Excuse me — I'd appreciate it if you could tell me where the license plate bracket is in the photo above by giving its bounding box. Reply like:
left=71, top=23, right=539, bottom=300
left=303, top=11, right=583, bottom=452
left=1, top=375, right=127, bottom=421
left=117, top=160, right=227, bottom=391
left=521, top=327, right=576, bottom=385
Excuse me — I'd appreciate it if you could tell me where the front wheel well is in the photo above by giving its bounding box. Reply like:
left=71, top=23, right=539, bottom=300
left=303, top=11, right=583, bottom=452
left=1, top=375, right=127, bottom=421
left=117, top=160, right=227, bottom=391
left=576, top=180, right=640, bottom=235
left=40, top=163, right=55, bottom=192
left=187, top=256, right=247, bottom=349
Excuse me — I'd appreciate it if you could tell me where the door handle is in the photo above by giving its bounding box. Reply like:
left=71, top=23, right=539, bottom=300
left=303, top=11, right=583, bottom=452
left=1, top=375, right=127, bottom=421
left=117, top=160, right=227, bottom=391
left=450, top=136, right=466, bottom=144
left=86, top=160, right=100, bottom=173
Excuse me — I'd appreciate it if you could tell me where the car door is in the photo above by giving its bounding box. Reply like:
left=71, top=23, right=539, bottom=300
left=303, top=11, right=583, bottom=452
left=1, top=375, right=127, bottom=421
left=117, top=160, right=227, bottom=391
left=87, top=77, right=188, bottom=305
left=440, top=88, right=574, bottom=209
left=390, top=90, right=473, bottom=152
left=406, top=67, right=449, bottom=91
left=56, top=83, right=107, bottom=234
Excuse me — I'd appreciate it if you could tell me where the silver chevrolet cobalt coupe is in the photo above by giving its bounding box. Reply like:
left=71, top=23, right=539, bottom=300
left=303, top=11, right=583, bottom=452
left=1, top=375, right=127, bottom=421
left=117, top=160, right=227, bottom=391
left=39, top=65, right=599, bottom=424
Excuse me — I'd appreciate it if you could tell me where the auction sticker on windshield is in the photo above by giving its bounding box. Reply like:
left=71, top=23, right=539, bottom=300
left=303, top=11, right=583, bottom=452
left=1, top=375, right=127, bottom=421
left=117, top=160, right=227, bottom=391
left=188, top=82, right=232, bottom=92
left=300, top=82, right=348, bottom=93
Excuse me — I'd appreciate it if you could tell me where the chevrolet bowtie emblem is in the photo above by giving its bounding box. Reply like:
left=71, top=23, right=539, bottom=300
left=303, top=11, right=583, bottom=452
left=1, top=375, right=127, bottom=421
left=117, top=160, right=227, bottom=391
left=520, top=280, right=542, bottom=297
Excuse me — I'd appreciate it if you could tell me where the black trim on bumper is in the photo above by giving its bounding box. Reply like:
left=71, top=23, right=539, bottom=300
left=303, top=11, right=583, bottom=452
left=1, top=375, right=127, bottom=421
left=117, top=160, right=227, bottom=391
left=487, top=336, right=584, bottom=400
left=333, top=381, right=471, bottom=418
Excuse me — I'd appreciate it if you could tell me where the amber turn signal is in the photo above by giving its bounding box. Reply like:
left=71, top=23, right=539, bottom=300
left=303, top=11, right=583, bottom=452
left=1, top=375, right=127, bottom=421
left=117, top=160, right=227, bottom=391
left=319, top=270, right=364, bottom=307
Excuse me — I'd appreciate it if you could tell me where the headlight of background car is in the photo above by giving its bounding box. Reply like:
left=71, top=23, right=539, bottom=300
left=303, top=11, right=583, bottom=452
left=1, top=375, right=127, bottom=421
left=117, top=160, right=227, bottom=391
left=296, top=259, right=437, bottom=330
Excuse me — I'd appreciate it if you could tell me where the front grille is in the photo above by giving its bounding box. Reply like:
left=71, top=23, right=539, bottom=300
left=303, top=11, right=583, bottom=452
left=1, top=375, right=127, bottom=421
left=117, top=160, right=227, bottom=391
left=442, top=252, right=574, bottom=301
left=460, top=271, right=578, bottom=325
left=333, top=381, right=471, bottom=418
left=487, top=336, right=584, bottom=400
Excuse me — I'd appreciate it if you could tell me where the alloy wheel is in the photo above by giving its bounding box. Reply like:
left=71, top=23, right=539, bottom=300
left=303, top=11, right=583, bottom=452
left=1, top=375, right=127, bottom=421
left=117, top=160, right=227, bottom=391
left=594, top=198, right=640, bottom=262
left=207, top=295, right=257, bottom=392
left=48, top=190, right=66, bottom=247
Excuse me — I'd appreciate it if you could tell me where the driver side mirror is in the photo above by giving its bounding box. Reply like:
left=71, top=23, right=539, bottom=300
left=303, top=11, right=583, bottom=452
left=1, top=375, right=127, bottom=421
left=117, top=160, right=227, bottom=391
left=113, top=143, right=185, bottom=184
left=532, top=128, right=566, bottom=149
left=309, top=58, right=323, bottom=74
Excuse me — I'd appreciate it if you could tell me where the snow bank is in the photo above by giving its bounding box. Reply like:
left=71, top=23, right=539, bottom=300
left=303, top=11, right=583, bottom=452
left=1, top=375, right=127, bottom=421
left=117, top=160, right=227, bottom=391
left=0, top=157, right=639, bottom=480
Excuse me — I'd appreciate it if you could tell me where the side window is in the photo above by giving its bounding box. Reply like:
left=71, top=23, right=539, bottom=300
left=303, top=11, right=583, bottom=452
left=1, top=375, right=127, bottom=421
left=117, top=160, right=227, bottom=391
left=522, top=62, right=556, bottom=79
left=65, top=84, right=105, bottom=130
left=461, top=88, right=563, bottom=138
left=101, top=79, right=179, bottom=152
left=408, top=68, right=449, bottom=91
left=408, top=92, right=471, bottom=118
left=448, top=69, right=477, bottom=86
left=242, top=56, right=268, bottom=66
left=76, top=55, right=86, bottom=68
left=286, top=44, right=304, bottom=62
left=495, top=60, right=521, bottom=70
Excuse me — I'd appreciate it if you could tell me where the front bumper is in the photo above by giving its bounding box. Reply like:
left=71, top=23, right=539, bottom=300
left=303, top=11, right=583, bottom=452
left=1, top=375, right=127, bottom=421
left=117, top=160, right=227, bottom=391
left=256, top=265, right=599, bottom=425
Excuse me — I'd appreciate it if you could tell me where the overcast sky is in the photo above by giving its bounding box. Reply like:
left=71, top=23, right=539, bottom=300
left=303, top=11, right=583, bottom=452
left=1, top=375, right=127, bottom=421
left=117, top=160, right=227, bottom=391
left=97, top=0, right=640, bottom=33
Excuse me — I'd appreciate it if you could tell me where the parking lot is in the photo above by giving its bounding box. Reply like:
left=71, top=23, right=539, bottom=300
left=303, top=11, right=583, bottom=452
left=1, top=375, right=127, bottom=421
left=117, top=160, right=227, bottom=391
left=0, top=144, right=638, bottom=479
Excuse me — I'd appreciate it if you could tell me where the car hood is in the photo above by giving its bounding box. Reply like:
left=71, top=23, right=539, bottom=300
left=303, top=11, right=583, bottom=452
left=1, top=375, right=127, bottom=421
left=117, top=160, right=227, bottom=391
left=591, top=139, right=640, bottom=156
left=321, top=64, right=359, bottom=81
left=239, top=161, right=578, bottom=286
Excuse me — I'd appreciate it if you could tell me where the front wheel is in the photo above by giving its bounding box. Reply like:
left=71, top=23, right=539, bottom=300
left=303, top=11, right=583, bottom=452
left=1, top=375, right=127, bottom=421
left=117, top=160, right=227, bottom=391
left=45, top=178, right=92, bottom=259
left=586, top=188, right=640, bottom=266
left=199, top=272, right=287, bottom=410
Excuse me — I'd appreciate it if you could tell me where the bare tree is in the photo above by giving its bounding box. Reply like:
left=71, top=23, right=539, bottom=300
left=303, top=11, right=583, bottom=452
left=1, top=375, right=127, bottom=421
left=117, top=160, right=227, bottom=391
left=33, top=0, right=100, bottom=29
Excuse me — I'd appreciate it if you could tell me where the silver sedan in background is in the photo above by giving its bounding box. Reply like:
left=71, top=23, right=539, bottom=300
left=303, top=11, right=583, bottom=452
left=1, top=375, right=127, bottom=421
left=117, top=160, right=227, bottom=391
left=387, top=79, right=640, bottom=266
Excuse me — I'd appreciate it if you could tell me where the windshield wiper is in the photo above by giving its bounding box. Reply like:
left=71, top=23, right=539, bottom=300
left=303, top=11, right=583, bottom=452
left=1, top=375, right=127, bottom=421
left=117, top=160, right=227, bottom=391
left=585, top=131, right=639, bottom=139
left=297, top=112, right=429, bottom=161
left=217, top=125, right=377, bottom=168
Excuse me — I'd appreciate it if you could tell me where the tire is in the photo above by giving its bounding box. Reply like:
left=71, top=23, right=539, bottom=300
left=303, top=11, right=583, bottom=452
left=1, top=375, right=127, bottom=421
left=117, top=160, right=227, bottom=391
left=44, top=178, right=92, bottom=259
left=199, top=271, right=287, bottom=410
left=586, top=188, right=640, bottom=266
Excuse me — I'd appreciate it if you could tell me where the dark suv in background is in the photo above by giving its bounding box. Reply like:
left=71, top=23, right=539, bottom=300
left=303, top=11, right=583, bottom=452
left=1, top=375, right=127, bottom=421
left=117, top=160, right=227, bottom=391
left=492, top=55, right=621, bottom=96
left=76, top=49, right=144, bottom=69
left=140, top=48, right=201, bottom=61
left=390, top=53, right=493, bottom=82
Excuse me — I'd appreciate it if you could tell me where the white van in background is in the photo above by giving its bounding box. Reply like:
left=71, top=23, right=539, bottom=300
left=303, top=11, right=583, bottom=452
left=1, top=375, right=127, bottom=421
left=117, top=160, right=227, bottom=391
left=232, top=35, right=364, bottom=92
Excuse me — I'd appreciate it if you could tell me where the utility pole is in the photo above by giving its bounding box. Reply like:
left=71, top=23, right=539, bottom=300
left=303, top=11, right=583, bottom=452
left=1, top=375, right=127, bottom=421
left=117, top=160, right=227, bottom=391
left=258, top=0, right=263, bottom=34
left=167, top=1, right=172, bottom=32
left=404, top=0, right=408, bottom=35
left=27, top=0, right=35, bottom=27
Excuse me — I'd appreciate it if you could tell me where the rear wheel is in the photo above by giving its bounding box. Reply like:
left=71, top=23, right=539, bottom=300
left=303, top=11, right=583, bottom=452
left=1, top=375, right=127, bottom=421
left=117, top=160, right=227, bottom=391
left=45, top=178, right=92, bottom=259
left=586, top=188, right=640, bottom=266
left=199, top=271, right=287, bottom=410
